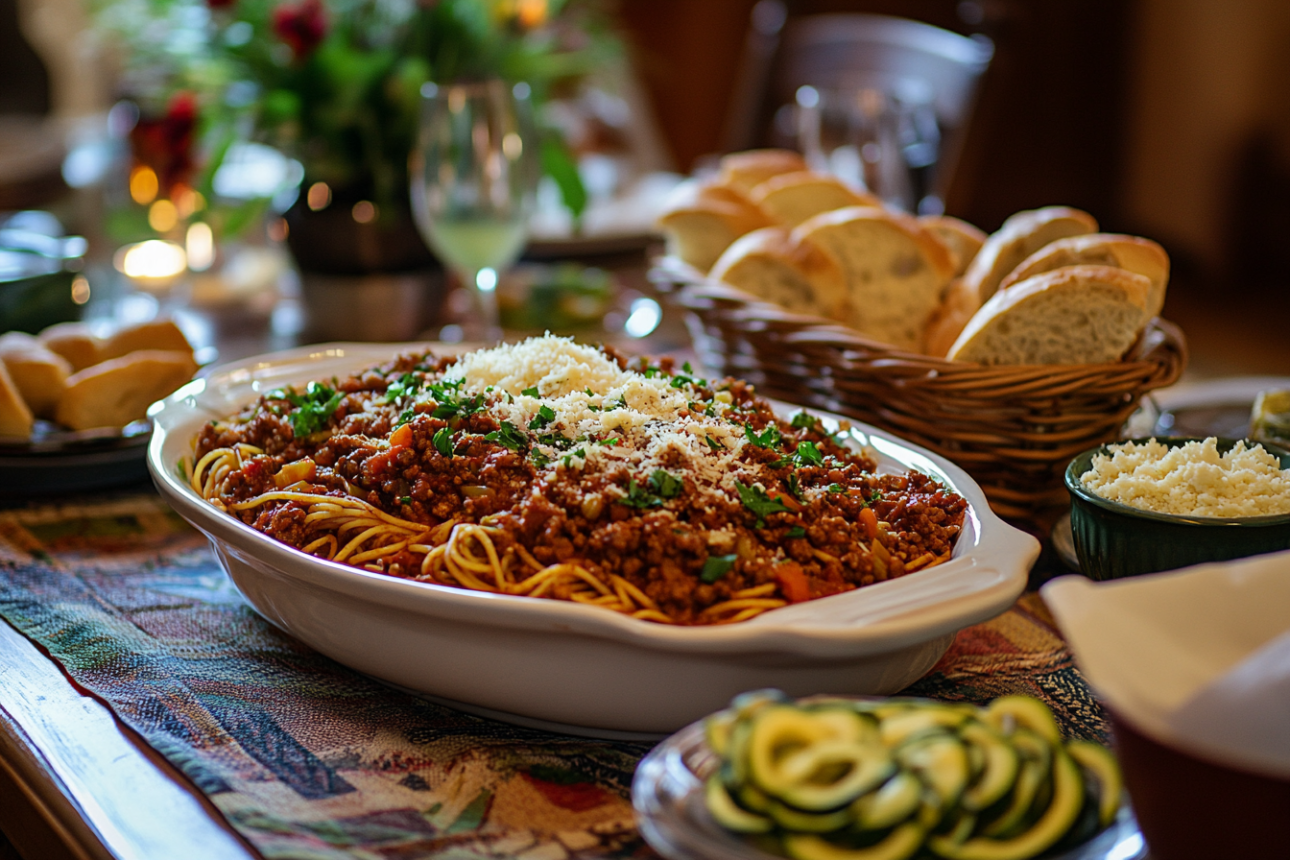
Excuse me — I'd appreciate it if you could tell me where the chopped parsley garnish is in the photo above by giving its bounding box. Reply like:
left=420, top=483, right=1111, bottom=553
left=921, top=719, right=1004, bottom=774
left=538, top=431, right=575, bottom=450
left=585, top=387, right=595, bottom=396
left=700, top=554, right=737, bottom=584
left=619, top=479, right=663, bottom=509
left=605, top=396, right=627, bottom=411
left=394, top=408, right=416, bottom=428
left=827, top=483, right=845, bottom=494
left=744, top=422, right=783, bottom=449
left=795, top=440, right=824, bottom=466
left=531, top=449, right=552, bottom=468
left=561, top=448, right=587, bottom=468
left=596, top=437, right=620, bottom=447
left=705, top=435, right=725, bottom=452
left=400, top=495, right=412, bottom=505
left=432, top=427, right=454, bottom=457
left=521, top=386, right=540, bottom=397
left=790, top=412, right=818, bottom=430
left=670, top=362, right=708, bottom=390
left=269, top=381, right=344, bottom=438
left=648, top=469, right=684, bottom=500
left=734, top=481, right=792, bottom=527
left=787, top=473, right=804, bottom=501
left=786, top=526, right=807, bottom=539
left=428, top=379, right=483, bottom=420
left=384, top=372, right=421, bottom=403
left=528, top=404, right=556, bottom=430
left=862, top=489, right=883, bottom=506
left=485, top=421, right=527, bottom=451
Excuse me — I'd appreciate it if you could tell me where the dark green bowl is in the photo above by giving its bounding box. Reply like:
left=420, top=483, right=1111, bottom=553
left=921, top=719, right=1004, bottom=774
left=1065, top=437, right=1290, bottom=580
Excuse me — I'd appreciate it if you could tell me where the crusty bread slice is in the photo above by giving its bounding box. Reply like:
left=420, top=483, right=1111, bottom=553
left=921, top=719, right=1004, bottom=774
left=0, top=361, right=33, bottom=438
left=657, top=182, right=774, bottom=272
left=710, top=227, right=847, bottom=319
left=100, top=318, right=194, bottom=361
left=924, top=206, right=1098, bottom=357
left=56, top=350, right=199, bottom=430
left=0, top=346, right=70, bottom=419
left=918, top=215, right=987, bottom=278
left=997, top=233, right=1170, bottom=318
left=796, top=206, right=955, bottom=352
left=716, top=149, right=809, bottom=195
left=946, top=265, right=1151, bottom=365
left=750, top=171, right=880, bottom=228
left=38, top=321, right=103, bottom=371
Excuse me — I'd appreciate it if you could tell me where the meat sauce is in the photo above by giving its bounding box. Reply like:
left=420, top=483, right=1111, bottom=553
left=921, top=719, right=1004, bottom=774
left=195, top=347, right=967, bottom=624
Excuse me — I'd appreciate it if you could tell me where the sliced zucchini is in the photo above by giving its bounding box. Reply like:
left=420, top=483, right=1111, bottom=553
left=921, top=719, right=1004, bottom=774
left=926, top=746, right=1084, bottom=860
left=976, top=731, right=1050, bottom=839
left=1065, top=741, right=1121, bottom=828
left=880, top=707, right=973, bottom=747
left=783, top=822, right=925, bottom=860
left=732, top=688, right=791, bottom=719
left=959, top=722, right=1020, bottom=812
left=810, top=708, right=881, bottom=746
left=769, top=800, right=856, bottom=833
left=705, top=710, right=738, bottom=759
left=748, top=707, right=864, bottom=795
left=737, top=782, right=773, bottom=814
left=896, top=732, right=971, bottom=811
left=727, top=718, right=755, bottom=786
left=984, top=697, right=1062, bottom=745
left=851, top=770, right=923, bottom=831
left=937, top=810, right=976, bottom=845
left=706, top=775, right=774, bottom=833
left=777, top=741, right=896, bottom=812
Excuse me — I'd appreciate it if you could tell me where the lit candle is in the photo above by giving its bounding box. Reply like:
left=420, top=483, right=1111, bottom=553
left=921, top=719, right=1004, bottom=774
left=114, top=239, right=188, bottom=291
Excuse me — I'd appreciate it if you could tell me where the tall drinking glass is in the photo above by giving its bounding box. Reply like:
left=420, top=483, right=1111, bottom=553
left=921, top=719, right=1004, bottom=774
left=411, top=79, right=539, bottom=343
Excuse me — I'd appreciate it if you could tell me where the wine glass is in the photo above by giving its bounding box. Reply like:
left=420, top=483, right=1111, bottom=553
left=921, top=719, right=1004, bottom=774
left=410, top=79, right=540, bottom=343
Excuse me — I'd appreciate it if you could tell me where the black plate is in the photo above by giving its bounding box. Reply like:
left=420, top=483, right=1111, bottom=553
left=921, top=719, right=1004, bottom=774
left=0, top=420, right=152, bottom=498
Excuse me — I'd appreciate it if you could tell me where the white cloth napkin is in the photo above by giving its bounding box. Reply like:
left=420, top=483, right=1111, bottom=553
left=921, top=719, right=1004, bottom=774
left=1041, top=551, right=1290, bottom=780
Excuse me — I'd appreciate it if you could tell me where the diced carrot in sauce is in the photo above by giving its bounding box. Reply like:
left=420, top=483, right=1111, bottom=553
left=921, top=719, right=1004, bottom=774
left=859, top=506, right=879, bottom=540
left=774, top=561, right=811, bottom=603
left=389, top=423, right=413, bottom=449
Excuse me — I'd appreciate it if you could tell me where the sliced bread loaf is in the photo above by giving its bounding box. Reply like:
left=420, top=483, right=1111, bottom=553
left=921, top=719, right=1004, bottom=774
left=710, top=227, right=847, bottom=319
left=918, top=215, right=987, bottom=278
left=0, top=361, right=33, bottom=438
left=716, top=149, right=809, bottom=195
left=795, top=206, right=955, bottom=352
left=924, top=206, right=1098, bottom=356
left=997, top=233, right=1170, bottom=318
left=657, top=182, right=773, bottom=272
left=750, top=171, right=879, bottom=228
left=946, top=265, right=1151, bottom=365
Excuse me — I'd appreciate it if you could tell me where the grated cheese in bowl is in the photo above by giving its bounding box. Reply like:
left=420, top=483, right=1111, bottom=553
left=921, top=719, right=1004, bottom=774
left=1080, top=437, right=1290, bottom=517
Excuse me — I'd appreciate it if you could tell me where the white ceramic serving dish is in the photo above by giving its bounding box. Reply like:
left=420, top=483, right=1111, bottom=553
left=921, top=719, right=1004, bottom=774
left=147, top=343, right=1039, bottom=736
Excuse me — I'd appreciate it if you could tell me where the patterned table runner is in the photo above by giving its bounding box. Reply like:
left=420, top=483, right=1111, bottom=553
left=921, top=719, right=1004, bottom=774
left=0, top=493, right=1104, bottom=860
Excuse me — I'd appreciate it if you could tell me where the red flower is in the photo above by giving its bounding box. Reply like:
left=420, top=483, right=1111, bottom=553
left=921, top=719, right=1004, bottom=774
left=130, top=91, right=199, bottom=194
left=207, top=0, right=237, bottom=9
left=273, top=0, right=327, bottom=61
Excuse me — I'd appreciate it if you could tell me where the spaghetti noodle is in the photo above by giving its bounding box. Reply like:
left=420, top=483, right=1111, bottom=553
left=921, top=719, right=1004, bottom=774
left=189, top=337, right=966, bottom=625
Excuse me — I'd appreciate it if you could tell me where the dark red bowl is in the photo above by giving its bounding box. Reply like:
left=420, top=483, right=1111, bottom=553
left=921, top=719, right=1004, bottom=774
left=1110, top=711, right=1290, bottom=860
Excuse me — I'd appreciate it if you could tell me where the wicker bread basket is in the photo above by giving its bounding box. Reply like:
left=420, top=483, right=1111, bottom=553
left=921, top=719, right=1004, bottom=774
left=653, top=259, right=1188, bottom=521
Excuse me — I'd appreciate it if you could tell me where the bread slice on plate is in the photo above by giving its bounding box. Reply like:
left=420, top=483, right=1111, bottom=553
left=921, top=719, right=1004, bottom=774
left=710, top=227, right=847, bottom=319
left=38, top=321, right=103, bottom=371
left=100, top=318, right=194, bottom=361
left=796, top=206, right=955, bottom=352
left=918, top=215, right=987, bottom=278
left=924, top=206, right=1098, bottom=357
left=657, top=182, right=773, bottom=273
left=750, top=171, right=880, bottom=228
left=997, top=233, right=1170, bottom=318
left=56, top=349, right=199, bottom=431
left=946, top=265, right=1152, bottom=365
left=0, top=361, right=33, bottom=438
left=0, top=345, right=70, bottom=419
left=715, top=149, right=809, bottom=195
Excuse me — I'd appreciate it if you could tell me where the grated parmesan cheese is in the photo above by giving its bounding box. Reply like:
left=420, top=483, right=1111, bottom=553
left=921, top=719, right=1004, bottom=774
left=1080, top=436, right=1290, bottom=517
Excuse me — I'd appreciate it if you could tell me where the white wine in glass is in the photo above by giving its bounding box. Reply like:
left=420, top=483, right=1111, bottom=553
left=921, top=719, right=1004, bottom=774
left=410, top=79, right=539, bottom=343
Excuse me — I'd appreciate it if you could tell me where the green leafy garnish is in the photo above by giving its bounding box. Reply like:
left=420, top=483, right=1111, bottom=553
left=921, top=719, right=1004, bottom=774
left=744, top=422, right=783, bottom=449
left=432, top=427, right=454, bottom=457
left=700, top=554, right=737, bottom=584
left=400, top=495, right=412, bottom=505
left=485, top=421, right=527, bottom=451
left=528, top=404, right=556, bottom=430
left=561, top=448, right=587, bottom=468
left=648, top=469, right=683, bottom=500
left=786, top=526, right=807, bottom=539
left=271, top=381, right=344, bottom=438
left=538, top=431, right=575, bottom=450
left=827, top=483, right=845, bottom=494
left=596, top=437, right=620, bottom=447
left=394, top=408, right=416, bottom=428
left=705, top=435, right=725, bottom=452
left=384, top=372, right=421, bottom=403
left=787, top=473, right=804, bottom=501
left=521, top=386, right=540, bottom=397
left=734, top=481, right=792, bottom=527
left=795, top=441, right=824, bottom=466
left=790, top=412, right=818, bottom=430
left=619, top=479, right=663, bottom=509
